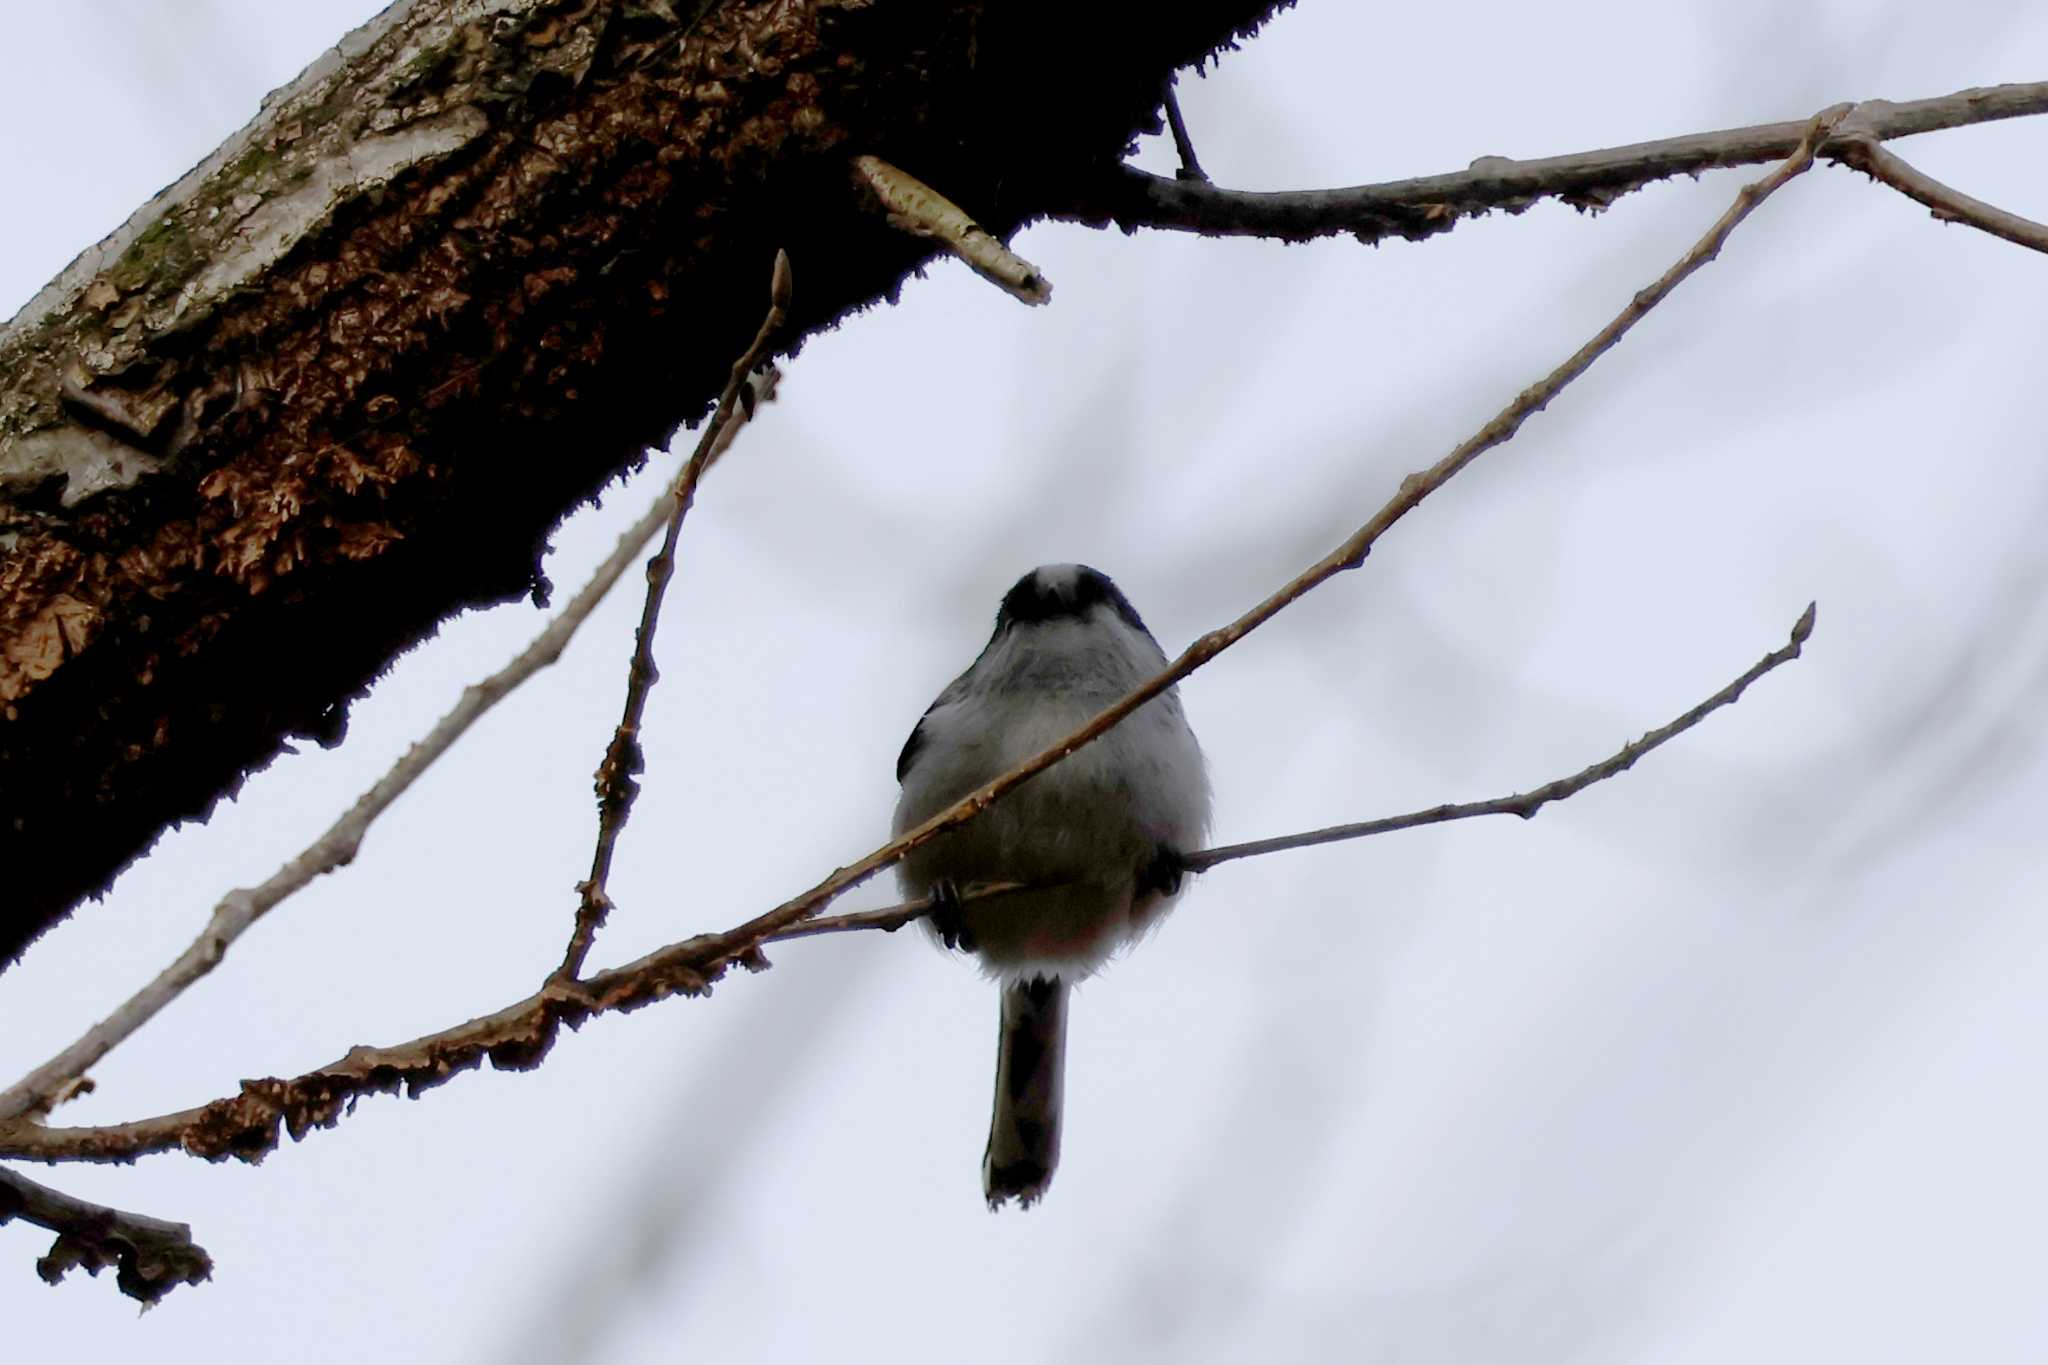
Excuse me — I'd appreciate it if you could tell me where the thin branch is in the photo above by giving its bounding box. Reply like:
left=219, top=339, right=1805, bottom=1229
left=1831, top=109, right=2048, bottom=256
left=558, top=250, right=792, bottom=984
left=1190, top=602, right=1816, bottom=871
left=0, top=112, right=1837, bottom=1170
left=1061, top=81, right=2048, bottom=245
left=763, top=884, right=1029, bottom=942
left=1162, top=75, right=1209, bottom=183
left=0, top=469, right=708, bottom=1125
left=0, top=1166, right=210, bottom=1304
left=851, top=155, right=1053, bottom=305
left=0, top=927, right=792, bottom=1165
left=753, top=602, right=1815, bottom=932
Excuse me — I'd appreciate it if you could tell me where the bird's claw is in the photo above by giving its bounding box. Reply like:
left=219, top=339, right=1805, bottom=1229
left=1140, top=846, right=1189, bottom=899
left=928, top=879, right=977, bottom=952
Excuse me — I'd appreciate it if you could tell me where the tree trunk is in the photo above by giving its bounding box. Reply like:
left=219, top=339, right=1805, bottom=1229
left=0, top=0, right=1291, bottom=969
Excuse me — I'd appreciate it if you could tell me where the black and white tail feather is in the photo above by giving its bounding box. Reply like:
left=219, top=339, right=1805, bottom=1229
left=893, top=565, right=1211, bottom=1209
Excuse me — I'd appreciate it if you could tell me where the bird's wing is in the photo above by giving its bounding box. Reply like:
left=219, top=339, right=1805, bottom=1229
left=896, top=668, right=974, bottom=784
left=895, top=712, right=930, bottom=784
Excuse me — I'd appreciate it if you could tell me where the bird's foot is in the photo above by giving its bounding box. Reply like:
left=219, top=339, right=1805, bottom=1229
left=927, top=878, right=977, bottom=953
left=1139, top=846, right=1190, bottom=899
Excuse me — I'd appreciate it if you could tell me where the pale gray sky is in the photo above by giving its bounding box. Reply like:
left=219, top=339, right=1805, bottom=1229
left=5, top=3, right=2047, bottom=1361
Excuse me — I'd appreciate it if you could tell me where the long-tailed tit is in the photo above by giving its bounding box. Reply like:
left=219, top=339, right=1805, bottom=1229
left=893, top=565, right=1211, bottom=1209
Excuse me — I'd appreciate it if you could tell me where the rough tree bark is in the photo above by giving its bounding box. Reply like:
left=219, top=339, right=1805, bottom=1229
left=0, top=0, right=1290, bottom=970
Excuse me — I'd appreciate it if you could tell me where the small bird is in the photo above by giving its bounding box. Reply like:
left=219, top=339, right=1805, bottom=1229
left=893, top=565, right=1212, bottom=1208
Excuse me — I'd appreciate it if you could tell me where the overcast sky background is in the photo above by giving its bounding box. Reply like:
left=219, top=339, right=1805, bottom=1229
left=4, top=2, right=2047, bottom=1360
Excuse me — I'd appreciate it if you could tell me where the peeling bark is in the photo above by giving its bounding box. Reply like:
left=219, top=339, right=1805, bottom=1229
left=0, top=0, right=1293, bottom=969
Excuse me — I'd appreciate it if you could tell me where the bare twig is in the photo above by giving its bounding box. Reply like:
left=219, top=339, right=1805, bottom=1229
left=1190, top=603, right=1816, bottom=870
left=1063, top=81, right=2048, bottom=246
left=0, top=1166, right=210, bottom=1304
left=749, top=602, right=1815, bottom=930
left=763, top=883, right=1031, bottom=942
left=1831, top=106, right=2048, bottom=256
left=851, top=155, right=1052, bottom=305
left=1162, top=75, right=1209, bottom=183
left=0, top=472, right=702, bottom=1125
left=559, top=250, right=792, bottom=984
left=0, top=115, right=1835, bottom=1172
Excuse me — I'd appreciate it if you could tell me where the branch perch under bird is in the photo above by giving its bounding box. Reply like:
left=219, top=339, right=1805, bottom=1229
left=775, top=602, right=1817, bottom=934
left=0, top=601, right=1814, bottom=1169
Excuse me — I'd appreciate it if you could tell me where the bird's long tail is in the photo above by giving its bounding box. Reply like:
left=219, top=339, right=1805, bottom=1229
left=984, top=975, right=1067, bottom=1209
